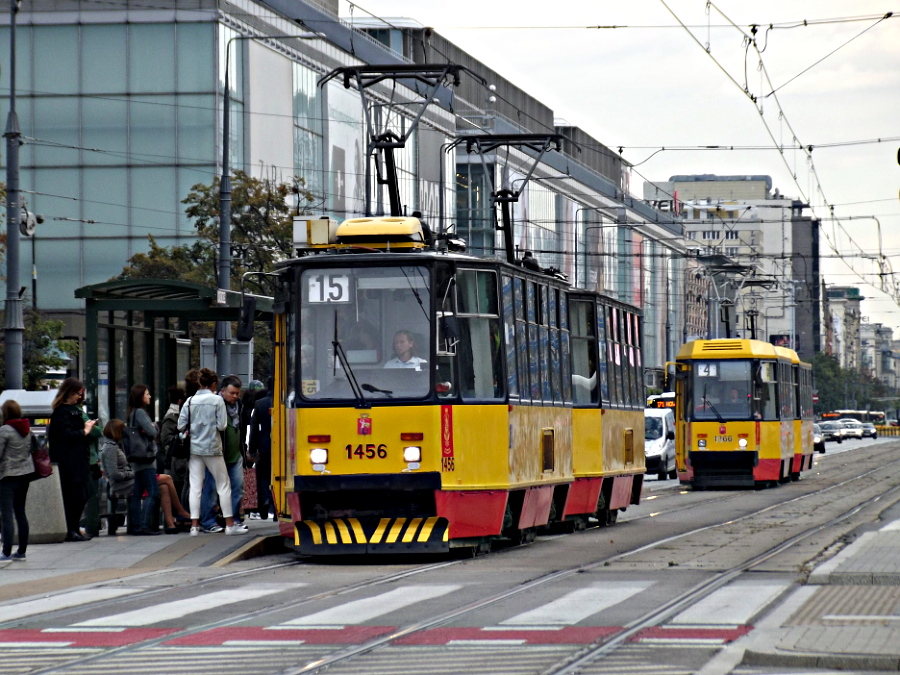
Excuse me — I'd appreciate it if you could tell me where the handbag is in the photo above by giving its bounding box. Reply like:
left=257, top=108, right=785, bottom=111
left=122, top=412, right=157, bottom=463
left=31, top=434, right=53, bottom=479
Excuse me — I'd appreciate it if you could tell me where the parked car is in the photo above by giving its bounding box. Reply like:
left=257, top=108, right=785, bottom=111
left=813, top=424, right=825, bottom=454
left=839, top=419, right=864, bottom=440
left=644, top=408, right=676, bottom=480
left=819, top=421, right=843, bottom=443
left=861, top=422, right=877, bottom=439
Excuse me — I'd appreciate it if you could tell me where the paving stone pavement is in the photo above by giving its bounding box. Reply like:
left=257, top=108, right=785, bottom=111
left=741, top=519, right=900, bottom=671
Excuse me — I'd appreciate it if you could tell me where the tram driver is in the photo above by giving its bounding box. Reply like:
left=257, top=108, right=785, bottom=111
left=384, top=330, right=428, bottom=370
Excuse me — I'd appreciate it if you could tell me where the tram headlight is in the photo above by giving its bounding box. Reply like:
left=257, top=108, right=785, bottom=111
left=403, top=446, right=422, bottom=463
left=738, top=438, right=748, bottom=449
left=310, top=447, right=329, bottom=465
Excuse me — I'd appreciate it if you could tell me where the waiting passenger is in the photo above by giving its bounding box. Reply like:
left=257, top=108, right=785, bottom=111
left=384, top=330, right=427, bottom=370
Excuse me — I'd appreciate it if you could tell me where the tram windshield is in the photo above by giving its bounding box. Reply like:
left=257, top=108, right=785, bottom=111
left=690, top=360, right=753, bottom=421
left=298, top=265, right=432, bottom=402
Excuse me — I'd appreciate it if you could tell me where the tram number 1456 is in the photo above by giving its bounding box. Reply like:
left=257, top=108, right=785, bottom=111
left=346, top=444, right=388, bottom=459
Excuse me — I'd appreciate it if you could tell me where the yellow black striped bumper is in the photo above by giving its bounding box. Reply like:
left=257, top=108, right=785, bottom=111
left=295, top=516, right=450, bottom=555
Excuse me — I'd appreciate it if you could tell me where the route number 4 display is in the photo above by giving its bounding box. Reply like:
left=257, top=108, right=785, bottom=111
left=307, top=274, right=350, bottom=303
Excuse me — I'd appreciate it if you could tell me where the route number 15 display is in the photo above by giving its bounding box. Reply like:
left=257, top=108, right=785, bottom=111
left=307, top=274, right=350, bottom=303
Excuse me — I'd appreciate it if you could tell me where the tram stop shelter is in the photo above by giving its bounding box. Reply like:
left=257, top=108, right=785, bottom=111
left=75, top=279, right=273, bottom=422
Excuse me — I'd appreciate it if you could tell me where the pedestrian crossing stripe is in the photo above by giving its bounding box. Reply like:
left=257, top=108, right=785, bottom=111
left=296, top=516, right=449, bottom=554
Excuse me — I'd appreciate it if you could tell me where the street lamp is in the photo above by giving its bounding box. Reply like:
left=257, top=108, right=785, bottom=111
left=4, top=0, right=23, bottom=389
left=216, top=30, right=322, bottom=376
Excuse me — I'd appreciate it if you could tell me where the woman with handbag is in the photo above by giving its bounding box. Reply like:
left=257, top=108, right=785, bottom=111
left=0, top=399, right=34, bottom=560
left=48, top=378, right=100, bottom=542
left=125, top=385, right=160, bottom=536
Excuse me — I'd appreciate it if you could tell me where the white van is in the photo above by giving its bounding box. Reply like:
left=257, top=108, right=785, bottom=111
left=644, top=408, right=676, bottom=480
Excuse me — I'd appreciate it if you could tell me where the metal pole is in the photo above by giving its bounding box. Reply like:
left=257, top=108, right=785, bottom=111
left=31, top=231, right=35, bottom=311
left=4, top=0, right=23, bottom=389
left=216, top=36, right=235, bottom=378
left=216, top=31, right=322, bottom=377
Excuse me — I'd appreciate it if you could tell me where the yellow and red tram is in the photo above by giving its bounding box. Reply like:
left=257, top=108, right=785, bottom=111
left=268, top=216, right=646, bottom=554
left=674, top=338, right=813, bottom=489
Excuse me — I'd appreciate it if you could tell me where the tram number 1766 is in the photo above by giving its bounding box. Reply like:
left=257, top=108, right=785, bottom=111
left=346, top=444, right=388, bottom=459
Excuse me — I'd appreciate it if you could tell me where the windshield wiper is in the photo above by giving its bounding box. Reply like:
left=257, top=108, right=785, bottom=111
left=333, top=314, right=369, bottom=409
left=701, top=384, right=725, bottom=423
left=361, top=383, right=393, bottom=398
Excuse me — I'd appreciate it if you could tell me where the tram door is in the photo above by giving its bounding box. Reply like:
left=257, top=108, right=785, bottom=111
left=674, top=364, right=689, bottom=473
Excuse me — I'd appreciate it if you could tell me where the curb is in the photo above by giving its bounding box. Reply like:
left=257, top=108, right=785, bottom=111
left=212, top=535, right=288, bottom=567
left=744, top=650, right=900, bottom=671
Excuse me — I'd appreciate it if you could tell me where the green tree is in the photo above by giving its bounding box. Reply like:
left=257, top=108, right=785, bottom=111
left=0, top=306, right=79, bottom=391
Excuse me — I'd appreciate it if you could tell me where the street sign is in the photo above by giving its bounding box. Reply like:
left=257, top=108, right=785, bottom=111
left=812, top=394, right=819, bottom=403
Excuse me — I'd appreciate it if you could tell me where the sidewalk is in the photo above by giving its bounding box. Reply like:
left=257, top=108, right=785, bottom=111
left=743, top=519, right=900, bottom=671
left=0, top=518, right=284, bottom=603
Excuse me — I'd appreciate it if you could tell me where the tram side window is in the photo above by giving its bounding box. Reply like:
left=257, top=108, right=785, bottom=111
left=754, top=362, right=779, bottom=421
left=457, top=270, right=503, bottom=401
left=539, top=285, right=551, bottom=402
left=597, top=303, right=610, bottom=404
left=527, top=282, right=540, bottom=401
left=549, top=289, right=561, bottom=403
left=570, top=300, right=598, bottom=405
left=559, top=293, right=572, bottom=403
left=514, top=278, right=529, bottom=401
left=608, top=307, right=623, bottom=407
left=501, top=275, right=518, bottom=398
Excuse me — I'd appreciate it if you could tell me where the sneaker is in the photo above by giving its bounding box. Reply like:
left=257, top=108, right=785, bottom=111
left=248, top=512, right=262, bottom=520
left=225, top=523, right=249, bottom=536
left=11, top=552, right=26, bottom=561
left=190, top=526, right=200, bottom=537
left=201, top=525, right=224, bottom=534
left=0, top=553, right=11, bottom=562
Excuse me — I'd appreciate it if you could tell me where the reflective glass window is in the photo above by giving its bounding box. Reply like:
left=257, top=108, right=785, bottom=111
left=83, top=168, right=128, bottom=238
left=82, top=25, right=126, bottom=93
left=129, top=24, right=176, bottom=94
left=131, top=167, right=178, bottom=238
left=33, top=97, right=79, bottom=166
left=178, top=94, right=216, bottom=162
left=131, top=95, right=177, bottom=163
left=35, top=26, right=77, bottom=95
left=82, top=97, right=128, bottom=166
left=177, top=23, right=215, bottom=92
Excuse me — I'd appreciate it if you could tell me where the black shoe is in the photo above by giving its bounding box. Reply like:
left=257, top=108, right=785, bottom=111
left=134, top=528, right=161, bottom=536
left=164, top=526, right=180, bottom=534
left=65, top=531, right=90, bottom=542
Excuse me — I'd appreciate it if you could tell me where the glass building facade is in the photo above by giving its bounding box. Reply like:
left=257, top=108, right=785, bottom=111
left=0, top=22, right=218, bottom=311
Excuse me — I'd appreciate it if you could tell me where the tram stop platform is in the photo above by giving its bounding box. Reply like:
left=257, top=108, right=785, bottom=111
left=0, top=518, right=284, bottom=602
left=740, top=519, right=900, bottom=671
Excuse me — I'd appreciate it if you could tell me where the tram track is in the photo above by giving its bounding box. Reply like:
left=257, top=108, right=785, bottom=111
left=281, top=447, right=900, bottom=674
left=18, top=441, right=900, bottom=675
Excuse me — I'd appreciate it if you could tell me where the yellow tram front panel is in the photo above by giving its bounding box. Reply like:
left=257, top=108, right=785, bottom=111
left=295, top=405, right=442, bottom=478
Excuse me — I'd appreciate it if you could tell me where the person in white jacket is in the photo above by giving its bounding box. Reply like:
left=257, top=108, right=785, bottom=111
left=177, top=368, right=247, bottom=537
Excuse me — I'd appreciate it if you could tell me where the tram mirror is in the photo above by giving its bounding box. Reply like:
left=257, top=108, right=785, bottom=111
left=438, top=314, right=459, bottom=354
left=236, top=296, right=256, bottom=341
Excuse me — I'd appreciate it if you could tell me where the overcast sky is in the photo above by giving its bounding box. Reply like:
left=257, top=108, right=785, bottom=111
left=341, top=0, right=900, bottom=328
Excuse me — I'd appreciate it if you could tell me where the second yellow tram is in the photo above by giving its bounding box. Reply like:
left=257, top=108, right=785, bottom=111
left=674, top=339, right=813, bottom=489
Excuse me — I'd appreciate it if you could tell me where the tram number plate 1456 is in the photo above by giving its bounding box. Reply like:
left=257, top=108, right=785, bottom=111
left=346, top=444, right=387, bottom=459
